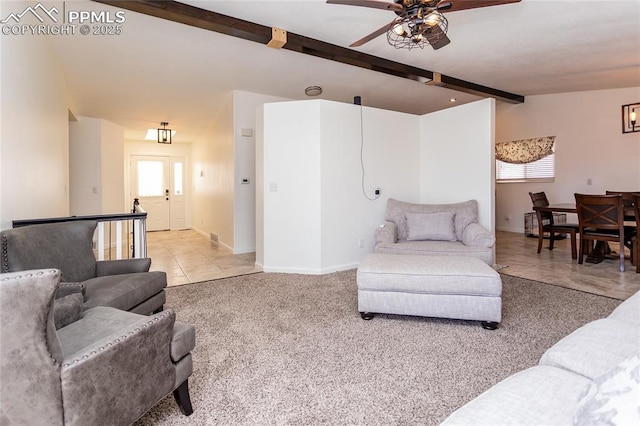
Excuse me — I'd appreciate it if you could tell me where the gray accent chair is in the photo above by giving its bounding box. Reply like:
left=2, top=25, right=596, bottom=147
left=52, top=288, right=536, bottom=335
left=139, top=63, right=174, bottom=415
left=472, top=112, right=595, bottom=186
left=0, top=269, right=195, bottom=424
left=1, top=220, right=166, bottom=314
left=374, top=198, right=495, bottom=265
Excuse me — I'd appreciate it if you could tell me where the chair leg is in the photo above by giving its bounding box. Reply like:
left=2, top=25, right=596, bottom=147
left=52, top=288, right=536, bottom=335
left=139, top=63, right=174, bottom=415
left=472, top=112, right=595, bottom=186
left=570, top=231, right=577, bottom=260
left=537, top=234, right=543, bottom=254
left=173, top=379, right=194, bottom=416
left=578, top=237, right=585, bottom=264
left=549, top=232, right=555, bottom=251
left=619, top=241, right=625, bottom=272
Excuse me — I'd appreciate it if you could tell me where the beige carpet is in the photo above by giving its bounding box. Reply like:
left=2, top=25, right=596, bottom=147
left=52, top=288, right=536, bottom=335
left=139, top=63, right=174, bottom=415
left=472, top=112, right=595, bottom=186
left=136, top=270, right=620, bottom=425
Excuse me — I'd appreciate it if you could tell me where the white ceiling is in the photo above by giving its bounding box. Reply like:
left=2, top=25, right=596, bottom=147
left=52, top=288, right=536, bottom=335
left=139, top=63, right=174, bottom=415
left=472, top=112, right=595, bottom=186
left=49, top=0, right=640, bottom=142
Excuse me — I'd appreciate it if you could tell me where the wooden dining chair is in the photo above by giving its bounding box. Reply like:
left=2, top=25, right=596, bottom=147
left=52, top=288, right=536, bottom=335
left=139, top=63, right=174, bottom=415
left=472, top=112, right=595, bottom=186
left=605, top=190, right=640, bottom=221
left=574, top=193, right=636, bottom=272
left=529, top=191, right=579, bottom=259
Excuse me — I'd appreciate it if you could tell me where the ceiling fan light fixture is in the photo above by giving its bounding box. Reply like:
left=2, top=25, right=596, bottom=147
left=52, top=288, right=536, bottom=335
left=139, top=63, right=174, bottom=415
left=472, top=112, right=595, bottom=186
left=392, top=23, right=406, bottom=36
left=386, top=8, right=448, bottom=50
left=424, top=11, right=442, bottom=26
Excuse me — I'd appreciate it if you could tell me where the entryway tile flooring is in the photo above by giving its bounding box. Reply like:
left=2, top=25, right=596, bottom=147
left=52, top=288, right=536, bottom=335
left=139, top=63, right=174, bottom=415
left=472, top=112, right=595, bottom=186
left=146, top=228, right=640, bottom=299
left=147, top=230, right=261, bottom=286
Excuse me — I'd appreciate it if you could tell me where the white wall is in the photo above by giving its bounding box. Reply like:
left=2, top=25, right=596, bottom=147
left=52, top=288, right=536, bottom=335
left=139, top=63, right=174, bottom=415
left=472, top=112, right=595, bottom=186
left=259, top=99, right=420, bottom=274
left=232, top=90, right=290, bottom=254
left=320, top=102, right=421, bottom=271
left=69, top=117, right=125, bottom=215
left=190, top=90, right=290, bottom=252
left=101, top=120, right=125, bottom=214
left=496, top=87, right=640, bottom=233
left=420, top=98, right=496, bottom=232
left=0, top=24, right=70, bottom=229
left=261, top=101, right=323, bottom=272
left=69, top=117, right=101, bottom=215
left=259, top=98, right=495, bottom=273
left=191, top=93, right=235, bottom=249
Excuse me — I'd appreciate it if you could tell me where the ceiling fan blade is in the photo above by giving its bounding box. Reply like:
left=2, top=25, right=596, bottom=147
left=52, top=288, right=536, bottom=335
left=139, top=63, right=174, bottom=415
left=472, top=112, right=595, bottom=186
left=436, top=1, right=453, bottom=11
left=442, top=0, right=520, bottom=13
left=326, top=0, right=403, bottom=12
left=349, top=20, right=394, bottom=47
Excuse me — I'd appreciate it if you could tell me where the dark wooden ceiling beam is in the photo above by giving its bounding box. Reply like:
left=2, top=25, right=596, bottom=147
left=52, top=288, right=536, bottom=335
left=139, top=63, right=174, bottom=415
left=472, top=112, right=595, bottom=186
left=93, top=0, right=524, bottom=104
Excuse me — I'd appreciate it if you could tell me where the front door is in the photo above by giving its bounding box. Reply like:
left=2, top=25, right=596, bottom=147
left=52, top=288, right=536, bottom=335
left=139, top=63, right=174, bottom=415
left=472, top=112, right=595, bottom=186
left=131, top=155, right=171, bottom=231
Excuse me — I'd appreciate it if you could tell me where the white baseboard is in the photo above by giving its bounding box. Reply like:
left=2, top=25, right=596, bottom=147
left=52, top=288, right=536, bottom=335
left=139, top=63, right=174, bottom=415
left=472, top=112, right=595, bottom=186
left=261, top=262, right=358, bottom=275
left=191, top=226, right=208, bottom=238
left=191, top=226, right=234, bottom=253
left=495, top=226, right=522, bottom=234
left=233, top=247, right=256, bottom=255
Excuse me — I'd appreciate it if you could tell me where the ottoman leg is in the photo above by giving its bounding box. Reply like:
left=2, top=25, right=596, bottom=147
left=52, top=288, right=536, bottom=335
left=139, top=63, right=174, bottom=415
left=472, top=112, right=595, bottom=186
left=481, top=321, right=499, bottom=330
left=360, top=312, right=375, bottom=320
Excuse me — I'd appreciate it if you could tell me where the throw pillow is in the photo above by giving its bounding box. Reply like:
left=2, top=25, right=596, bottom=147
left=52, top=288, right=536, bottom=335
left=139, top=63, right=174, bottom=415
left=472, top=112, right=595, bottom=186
left=405, top=211, right=456, bottom=241
left=573, top=352, right=640, bottom=426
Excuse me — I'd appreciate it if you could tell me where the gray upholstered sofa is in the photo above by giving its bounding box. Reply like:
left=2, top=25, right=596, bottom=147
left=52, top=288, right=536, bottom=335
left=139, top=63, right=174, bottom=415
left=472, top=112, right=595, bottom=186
left=1, top=220, right=166, bottom=314
left=442, top=290, right=640, bottom=425
left=374, top=199, right=495, bottom=265
left=0, top=269, right=195, bottom=424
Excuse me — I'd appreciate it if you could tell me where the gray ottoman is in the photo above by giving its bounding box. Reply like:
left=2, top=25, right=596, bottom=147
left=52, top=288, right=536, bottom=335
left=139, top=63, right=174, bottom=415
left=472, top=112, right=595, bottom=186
left=356, top=254, right=502, bottom=329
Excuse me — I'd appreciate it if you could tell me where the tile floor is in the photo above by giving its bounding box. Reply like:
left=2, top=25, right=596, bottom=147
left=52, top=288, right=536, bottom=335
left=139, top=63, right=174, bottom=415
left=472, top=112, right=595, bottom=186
left=496, top=230, right=640, bottom=300
left=146, top=229, right=261, bottom=286
left=145, top=228, right=640, bottom=299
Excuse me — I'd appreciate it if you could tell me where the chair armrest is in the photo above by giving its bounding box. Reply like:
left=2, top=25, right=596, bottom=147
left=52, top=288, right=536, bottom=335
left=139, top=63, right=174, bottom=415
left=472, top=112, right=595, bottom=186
left=462, top=223, right=496, bottom=248
left=54, top=283, right=85, bottom=329
left=56, top=282, right=85, bottom=299
left=96, top=258, right=152, bottom=276
left=54, top=293, right=84, bottom=329
left=375, top=222, right=398, bottom=244
left=60, top=309, right=176, bottom=424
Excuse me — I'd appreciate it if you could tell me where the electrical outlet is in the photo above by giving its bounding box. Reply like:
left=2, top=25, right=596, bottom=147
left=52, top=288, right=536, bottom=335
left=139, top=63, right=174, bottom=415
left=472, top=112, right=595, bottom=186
left=358, top=238, right=365, bottom=248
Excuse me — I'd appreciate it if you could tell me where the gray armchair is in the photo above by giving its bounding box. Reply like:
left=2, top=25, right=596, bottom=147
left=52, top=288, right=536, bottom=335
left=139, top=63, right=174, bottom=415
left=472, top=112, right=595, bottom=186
left=0, top=269, right=195, bottom=424
left=374, top=198, right=495, bottom=265
left=1, top=220, right=166, bottom=314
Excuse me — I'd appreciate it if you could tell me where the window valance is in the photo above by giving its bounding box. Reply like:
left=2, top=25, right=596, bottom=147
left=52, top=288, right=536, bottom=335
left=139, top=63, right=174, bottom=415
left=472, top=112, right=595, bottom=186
left=495, top=136, right=555, bottom=164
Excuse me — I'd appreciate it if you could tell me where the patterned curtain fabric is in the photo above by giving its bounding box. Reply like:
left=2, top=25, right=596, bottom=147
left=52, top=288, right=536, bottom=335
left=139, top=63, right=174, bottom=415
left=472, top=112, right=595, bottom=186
left=495, top=136, right=555, bottom=164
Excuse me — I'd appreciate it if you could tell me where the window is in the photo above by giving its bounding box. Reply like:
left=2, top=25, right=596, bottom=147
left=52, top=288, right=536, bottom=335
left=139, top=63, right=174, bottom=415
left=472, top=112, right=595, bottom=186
left=496, top=154, right=555, bottom=183
left=495, top=136, right=556, bottom=183
left=137, top=160, right=164, bottom=196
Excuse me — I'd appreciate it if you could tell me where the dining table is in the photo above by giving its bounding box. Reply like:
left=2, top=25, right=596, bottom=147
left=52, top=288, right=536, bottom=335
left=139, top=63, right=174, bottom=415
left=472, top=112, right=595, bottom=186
left=534, top=203, right=636, bottom=221
left=534, top=203, right=636, bottom=264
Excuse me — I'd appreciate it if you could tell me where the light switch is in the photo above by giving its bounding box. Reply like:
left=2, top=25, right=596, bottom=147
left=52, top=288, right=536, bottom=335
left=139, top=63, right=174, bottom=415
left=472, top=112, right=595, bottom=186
left=240, top=128, right=253, bottom=137
left=269, top=183, right=278, bottom=192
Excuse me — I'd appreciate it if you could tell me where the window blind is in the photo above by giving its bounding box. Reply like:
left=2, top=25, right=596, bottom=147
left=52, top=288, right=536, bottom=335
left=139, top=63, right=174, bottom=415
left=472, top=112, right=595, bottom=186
left=496, top=154, right=555, bottom=182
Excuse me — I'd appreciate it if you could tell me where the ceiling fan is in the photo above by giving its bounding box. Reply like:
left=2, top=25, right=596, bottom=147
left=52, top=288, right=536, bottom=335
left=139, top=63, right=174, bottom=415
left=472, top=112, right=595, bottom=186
left=327, top=0, right=521, bottom=50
